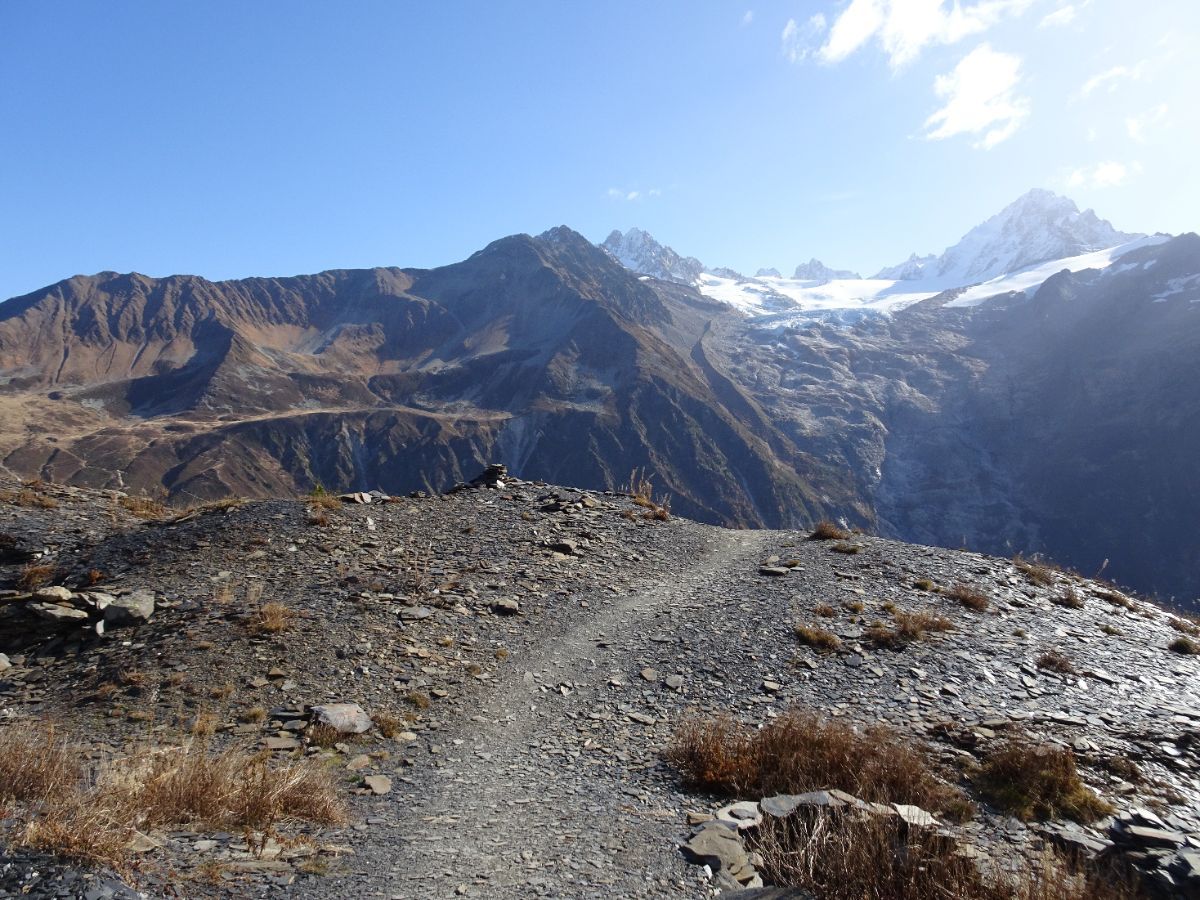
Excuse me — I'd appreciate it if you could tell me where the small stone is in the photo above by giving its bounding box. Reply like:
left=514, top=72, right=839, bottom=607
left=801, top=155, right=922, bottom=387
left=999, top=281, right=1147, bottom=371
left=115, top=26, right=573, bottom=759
left=664, top=674, right=684, bottom=690
left=640, top=667, right=659, bottom=682
left=28, top=602, right=89, bottom=623
left=492, top=599, right=520, bottom=616
left=103, top=590, right=155, bottom=627
left=758, top=566, right=790, bottom=577
left=32, top=586, right=74, bottom=603
left=310, top=702, right=372, bottom=734
left=364, top=774, right=393, bottom=795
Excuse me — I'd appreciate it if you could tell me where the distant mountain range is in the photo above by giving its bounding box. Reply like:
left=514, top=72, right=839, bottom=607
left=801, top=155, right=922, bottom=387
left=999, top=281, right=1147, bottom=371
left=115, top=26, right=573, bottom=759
left=2, top=191, right=1198, bottom=607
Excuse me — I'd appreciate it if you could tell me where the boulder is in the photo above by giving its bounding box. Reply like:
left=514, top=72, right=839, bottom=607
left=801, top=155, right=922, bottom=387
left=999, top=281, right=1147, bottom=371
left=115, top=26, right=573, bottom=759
left=103, top=591, right=155, bottom=627
left=310, top=702, right=372, bottom=734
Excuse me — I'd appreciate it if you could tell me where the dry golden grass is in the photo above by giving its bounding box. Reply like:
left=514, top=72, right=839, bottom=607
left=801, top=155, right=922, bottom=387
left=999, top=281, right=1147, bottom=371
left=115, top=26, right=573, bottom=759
left=1168, top=617, right=1200, bottom=637
left=306, top=723, right=342, bottom=749
left=0, top=723, right=346, bottom=868
left=307, top=509, right=331, bottom=527
left=1053, top=588, right=1086, bottom=610
left=814, top=603, right=836, bottom=618
left=948, top=583, right=991, bottom=612
left=241, top=706, right=268, bottom=724
left=793, top=623, right=842, bottom=652
left=118, top=494, right=167, bottom=519
left=867, top=608, right=953, bottom=649
left=666, top=708, right=968, bottom=816
left=406, top=691, right=432, bottom=710
left=975, top=739, right=1112, bottom=822
left=913, top=579, right=937, bottom=591
left=808, top=520, right=850, bottom=541
left=307, top=485, right=340, bottom=510
left=0, top=724, right=82, bottom=804
left=754, top=809, right=1143, bottom=900
left=0, top=488, right=59, bottom=509
left=1168, top=636, right=1200, bottom=655
left=247, top=602, right=295, bottom=635
left=1035, top=649, right=1076, bottom=674
left=371, top=712, right=405, bottom=739
left=1094, top=589, right=1135, bottom=610
left=622, top=468, right=672, bottom=520
left=1014, top=555, right=1058, bottom=587
left=16, top=562, right=55, bottom=590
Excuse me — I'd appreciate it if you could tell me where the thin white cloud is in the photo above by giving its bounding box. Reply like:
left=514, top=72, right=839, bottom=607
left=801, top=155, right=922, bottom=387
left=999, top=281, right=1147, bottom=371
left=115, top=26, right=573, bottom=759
left=1126, top=103, right=1168, bottom=143
left=741, top=10, right=754, bottom=26
left=781, top=14, right=826, bottom=63
left=606, top=187, right=658, bottom=202
left=924, top=44, right=1030, bottom=149
left=1039, top=1, right=1089, bottom=28
left=1067, top=161, right=1137, bottom=189
left=819, top=0, right=1032, bottom=69
left=1081, top=62, right=1146, bottom=97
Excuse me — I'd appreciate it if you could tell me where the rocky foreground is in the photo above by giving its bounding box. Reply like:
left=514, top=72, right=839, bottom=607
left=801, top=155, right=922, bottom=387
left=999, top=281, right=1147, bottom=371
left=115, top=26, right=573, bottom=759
left=0, top=473, right=1198, bottom=898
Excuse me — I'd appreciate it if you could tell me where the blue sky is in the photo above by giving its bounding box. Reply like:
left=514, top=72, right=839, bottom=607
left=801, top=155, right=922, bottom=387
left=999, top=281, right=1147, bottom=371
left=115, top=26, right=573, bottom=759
left=1, top=1, right=1196, bottom=299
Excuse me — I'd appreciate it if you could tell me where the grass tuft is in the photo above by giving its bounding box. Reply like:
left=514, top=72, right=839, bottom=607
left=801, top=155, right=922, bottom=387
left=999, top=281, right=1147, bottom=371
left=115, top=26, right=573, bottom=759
left=666, top=708, right=968, bottom=815
left=948, top=583, right=990, bottom=612
left=808, top=521, right=850, bottom=541
left=975, top=739, right=1112, bottom=822
left=793, top=623, right=842, bottom=652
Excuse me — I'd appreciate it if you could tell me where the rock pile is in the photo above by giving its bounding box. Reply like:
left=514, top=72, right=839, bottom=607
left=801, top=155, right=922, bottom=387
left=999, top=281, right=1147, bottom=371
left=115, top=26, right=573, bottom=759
left=1, top=585, right=155, bottom=634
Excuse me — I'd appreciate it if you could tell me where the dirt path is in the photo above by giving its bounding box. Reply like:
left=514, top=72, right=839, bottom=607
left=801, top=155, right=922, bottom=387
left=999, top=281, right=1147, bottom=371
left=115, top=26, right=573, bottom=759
left=298, top=527, right=774, bottom=900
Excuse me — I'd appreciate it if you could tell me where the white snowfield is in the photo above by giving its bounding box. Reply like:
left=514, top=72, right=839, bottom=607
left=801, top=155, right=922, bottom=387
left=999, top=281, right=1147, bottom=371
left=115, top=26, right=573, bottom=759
left=694, top=235, right=1170, bottom=321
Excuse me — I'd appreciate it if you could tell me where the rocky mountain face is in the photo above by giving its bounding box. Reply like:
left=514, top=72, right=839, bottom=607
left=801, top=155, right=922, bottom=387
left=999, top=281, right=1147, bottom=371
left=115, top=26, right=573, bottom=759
left=0, top=227, right=856, bottom=529
left=714, top=233, right=1200, bottom=605
left=876, top=188, right=1140, bottom=282
left=600, top=228, right=708, bottom=285
left=2, top=193, right=1197, bottom=606
left=791, top=258, right=860, bottom=282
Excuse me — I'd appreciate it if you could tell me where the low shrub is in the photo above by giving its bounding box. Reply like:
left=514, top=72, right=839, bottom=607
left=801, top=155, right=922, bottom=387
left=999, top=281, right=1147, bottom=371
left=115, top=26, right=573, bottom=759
left=666, top=708, right=967, bottom=815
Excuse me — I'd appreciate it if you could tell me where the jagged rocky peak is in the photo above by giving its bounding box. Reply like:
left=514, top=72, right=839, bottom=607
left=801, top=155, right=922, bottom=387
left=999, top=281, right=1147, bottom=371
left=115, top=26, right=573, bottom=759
left=755, top=267, right=782, bottom=278
left=600, top=227, right=706, bottom=285
left=791, top=258, right=861, bottom=283
left=877, top=188, right=1142, bottom=282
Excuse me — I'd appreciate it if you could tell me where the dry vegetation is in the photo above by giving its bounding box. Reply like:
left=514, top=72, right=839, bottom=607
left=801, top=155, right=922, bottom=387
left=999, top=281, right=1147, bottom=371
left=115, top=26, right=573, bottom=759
left=866, top=608, right=953, bottom=649
left=623, top=468, right=671, bottom=521
left=0, top=722, right=344, bottom=868
left=247, top=601, right=295, bottom=635
left=1168, top=636, right=1200, bottom=655
left=754, top=809, right=1141, bottom=900
left=807, top=521, right=850, bottom=541
left=1053, top=588, right=1086, bottom=610
left=666, top=708, right=968, bottom=816
left=0, top=486, right=59, bottom=509
left=118, top=494, right=168, bottom=519
left=1035, top=649, right=1076, bottom=674
left=1013, top=554, right=1059, bottom=587
left=793, top=623, right=842, bottom=652
left=948, top=582, right=991, bottom=612
left=975, top=739, right=1112, bottom=822
left=16, top=562, right=55, bottom=590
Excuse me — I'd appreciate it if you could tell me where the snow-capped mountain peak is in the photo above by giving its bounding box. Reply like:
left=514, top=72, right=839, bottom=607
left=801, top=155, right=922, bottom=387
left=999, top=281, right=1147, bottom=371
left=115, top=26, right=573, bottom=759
left=600, top=228, right=706, bottom=285
left=792, top=258, right=861, bottom=283
left=878, top=188, right=1140, bottom=282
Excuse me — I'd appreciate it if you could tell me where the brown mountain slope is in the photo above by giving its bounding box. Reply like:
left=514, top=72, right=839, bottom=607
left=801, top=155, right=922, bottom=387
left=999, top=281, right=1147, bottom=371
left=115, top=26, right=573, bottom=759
left=0, top=229, right=860, bottom=527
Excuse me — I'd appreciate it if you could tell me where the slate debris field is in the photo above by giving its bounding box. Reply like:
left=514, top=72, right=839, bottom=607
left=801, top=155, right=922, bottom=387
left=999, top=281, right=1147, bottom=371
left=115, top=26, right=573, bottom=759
left=0, top=474, right=1197, bottom=898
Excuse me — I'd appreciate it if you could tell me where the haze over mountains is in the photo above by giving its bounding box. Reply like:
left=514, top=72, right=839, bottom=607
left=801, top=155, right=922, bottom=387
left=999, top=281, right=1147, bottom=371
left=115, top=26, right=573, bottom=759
left=2, top=190, right=1198, bottom=606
